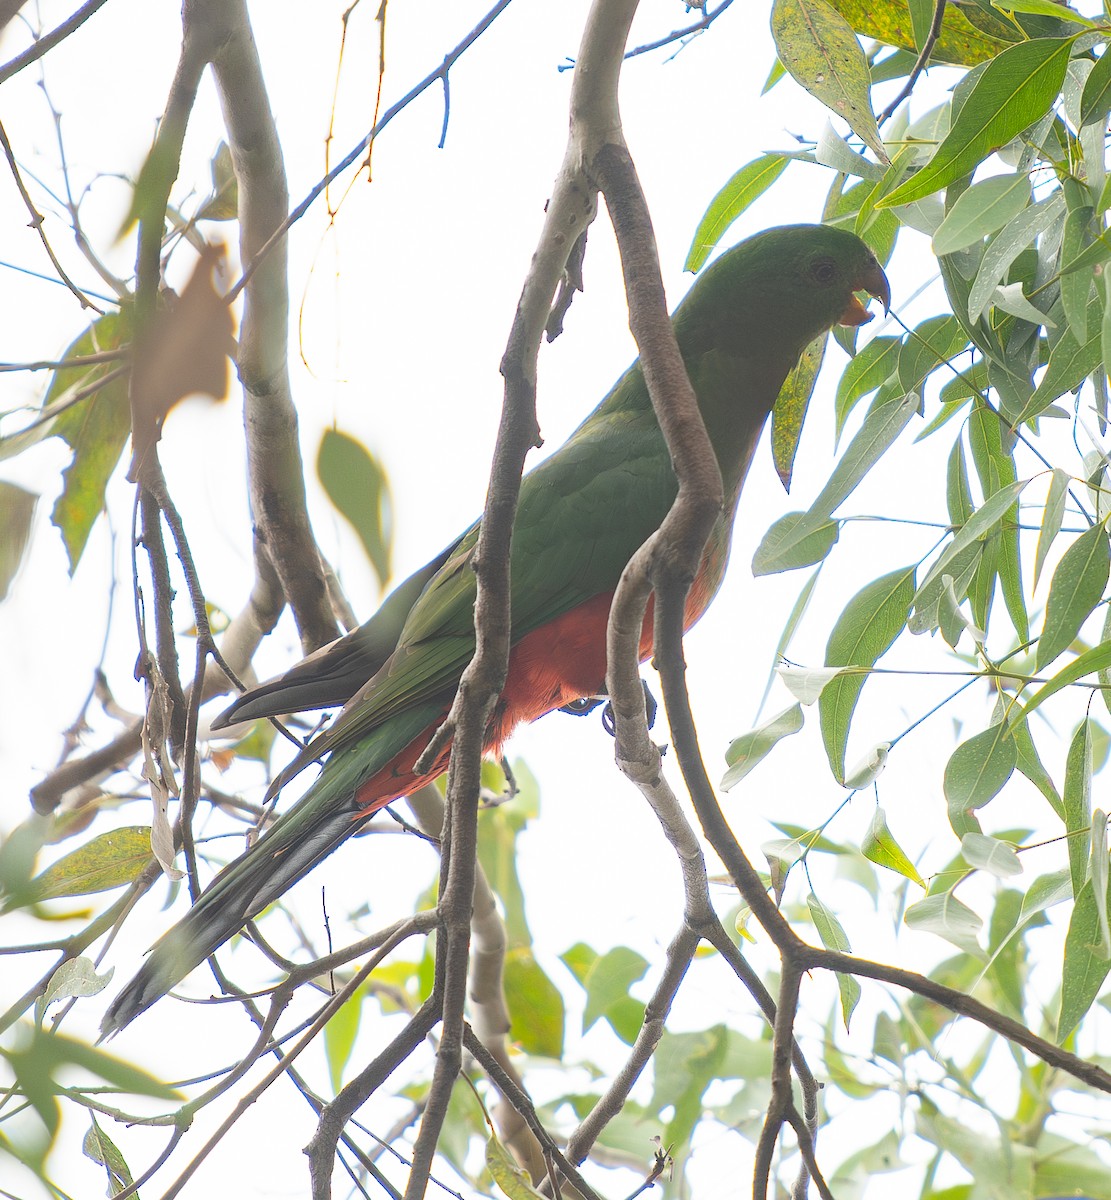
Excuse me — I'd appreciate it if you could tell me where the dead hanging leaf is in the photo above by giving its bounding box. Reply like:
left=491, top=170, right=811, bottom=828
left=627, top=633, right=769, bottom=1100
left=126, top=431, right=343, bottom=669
left=128, top=244, right=235, bottom=480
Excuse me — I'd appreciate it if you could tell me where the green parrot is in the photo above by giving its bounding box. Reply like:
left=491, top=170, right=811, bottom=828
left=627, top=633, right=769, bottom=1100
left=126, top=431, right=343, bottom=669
left=101, top=223, right=889, bottom=1036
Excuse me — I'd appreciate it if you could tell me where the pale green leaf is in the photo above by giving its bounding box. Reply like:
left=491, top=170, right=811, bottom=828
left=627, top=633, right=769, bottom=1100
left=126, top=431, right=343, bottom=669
left=960, top=832, right=1023, bottom=878
left=751, top=510, right=839, bottom=575
left=1058, top=875, right=1111, bottom=1040
left=807, top=893, right=861, bottom=1028
left=967, top=193, right=1064, bottom=322
left=1064, top=719, right=1093, bottom=895
left=722, top=704, right=805, bottom=790
left=904, top=892, right=985, bottom=957
left=1034, top=467, right=1071, bottom=588
left=1035, top=522, right=1109, bottom=670
left=932, top=173, right=1032, bottom=256
left=819, top=565, right=916, bottom=781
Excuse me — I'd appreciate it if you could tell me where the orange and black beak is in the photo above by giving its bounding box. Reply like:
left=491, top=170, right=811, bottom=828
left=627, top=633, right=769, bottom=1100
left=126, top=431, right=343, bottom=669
left=838, top=257, right=891, bottom=327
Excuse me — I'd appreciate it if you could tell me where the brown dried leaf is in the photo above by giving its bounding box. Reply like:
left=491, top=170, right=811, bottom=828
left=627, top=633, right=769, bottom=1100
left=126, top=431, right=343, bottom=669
left=128, top=244, right=234, bottom=480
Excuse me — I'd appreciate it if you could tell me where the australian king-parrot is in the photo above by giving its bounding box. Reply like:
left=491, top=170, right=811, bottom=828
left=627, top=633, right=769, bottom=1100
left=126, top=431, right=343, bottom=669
left=101, top=223, right=890, bottom=1036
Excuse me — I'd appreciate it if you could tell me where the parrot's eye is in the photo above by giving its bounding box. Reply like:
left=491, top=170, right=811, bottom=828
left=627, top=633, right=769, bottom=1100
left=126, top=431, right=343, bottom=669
left=810, top=258, right=837, bottom=285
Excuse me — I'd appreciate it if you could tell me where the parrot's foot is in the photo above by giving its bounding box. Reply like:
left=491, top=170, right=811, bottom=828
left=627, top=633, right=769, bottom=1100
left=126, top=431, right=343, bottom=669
left=559, top=680, right=657, bottom=734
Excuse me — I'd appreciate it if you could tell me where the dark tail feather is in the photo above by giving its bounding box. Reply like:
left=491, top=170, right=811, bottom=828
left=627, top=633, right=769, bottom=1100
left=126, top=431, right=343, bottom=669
left=100, top=771, right=369, bottom=1038
left=210, top=547, right=456, bottom=730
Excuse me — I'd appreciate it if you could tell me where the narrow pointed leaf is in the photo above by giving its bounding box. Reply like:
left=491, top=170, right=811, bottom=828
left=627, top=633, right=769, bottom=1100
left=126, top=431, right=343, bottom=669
left=880, top=38, right=1075, bottom=206
left=1035, top=522, right=1109, bottom=670
left=808, top=893, right=861, bottom=1028
left=1058, top=875, right=1111, bottom=1040
left=685, top=154, right=790, bottom=272
left=834, top=335, right=900, bottom=439
left=1064, top=719, right=1093, bottom=895
left=819, top=565, right=916, bottom=781
left=772, top=333, right=827, bottom=490
left=1034, top=467, right=1071, bottom=588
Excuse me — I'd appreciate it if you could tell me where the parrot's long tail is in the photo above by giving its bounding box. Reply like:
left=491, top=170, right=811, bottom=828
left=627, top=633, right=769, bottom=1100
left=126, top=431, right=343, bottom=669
left=100, top=706, right=440, bottom=1038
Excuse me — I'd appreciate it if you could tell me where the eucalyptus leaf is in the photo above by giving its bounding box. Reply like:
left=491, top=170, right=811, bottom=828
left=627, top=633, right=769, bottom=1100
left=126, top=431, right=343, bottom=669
left=881, top=38, right=1075, bottom=207
left=932, top=173, right=1032, bottom=256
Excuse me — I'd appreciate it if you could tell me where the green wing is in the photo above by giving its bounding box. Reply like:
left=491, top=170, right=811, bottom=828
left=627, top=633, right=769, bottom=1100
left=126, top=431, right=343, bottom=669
left=275, top=369, right=677, bottom=779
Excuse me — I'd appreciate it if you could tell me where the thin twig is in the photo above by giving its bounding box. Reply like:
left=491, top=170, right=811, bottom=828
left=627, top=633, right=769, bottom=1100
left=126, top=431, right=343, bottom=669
left=0, top=0, right=111, bottom=85
left=0, top=117, right=101, bottom=311
left=876, top=0, right=947, bottom=125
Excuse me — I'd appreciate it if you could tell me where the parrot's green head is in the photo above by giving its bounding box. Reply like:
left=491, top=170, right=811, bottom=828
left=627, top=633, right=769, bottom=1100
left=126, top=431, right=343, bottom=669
left=677, top=223, right=890, bottom=367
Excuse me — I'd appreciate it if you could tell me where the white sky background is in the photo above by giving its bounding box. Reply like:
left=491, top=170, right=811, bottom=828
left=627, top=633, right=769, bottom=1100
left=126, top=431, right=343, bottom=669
left=0, top=1, right=1104, bottom=1197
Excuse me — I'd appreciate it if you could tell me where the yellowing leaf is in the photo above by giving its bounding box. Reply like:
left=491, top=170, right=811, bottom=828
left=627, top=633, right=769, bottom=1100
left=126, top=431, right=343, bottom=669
left=771, top=0, right=888, bottom=162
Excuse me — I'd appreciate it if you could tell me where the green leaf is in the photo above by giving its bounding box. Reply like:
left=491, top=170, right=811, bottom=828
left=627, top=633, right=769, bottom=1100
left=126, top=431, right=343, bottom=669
left=833, top=335, right=900, bottom=440
left=1080, top=46, right=1111, bottom=127
left=904, top=892, right=985, bottom=957
left=816, top=392, right=922, bottom=513
left=10, top=827, right=152, bottom=910
left=932, top=173, right=1032, bottom=256
left=861, top=807, right=925, bottom=886
left=897, top=315, right=968, bottom=395
left=880, top=38, right=1075, bottom=206
left=992, top=0, right=1097, bottom=25
left=504, top=949, right=565, bottom=1059
left=968, top=194, right=1063, bottom=323
left=911, top=478, right=1031, bottom=618
left=1064, top=718, right=1093, bottom=895
left=317, top=428, right=392, bottom=589
left=1034, top=466, right=1071, bottom=587
left=1012, top=639, right=1111, bottom=726
left=1035, top=521, right=1109, bottom=670
left=1091, top=807, right=1110, bottom=956
left=486, top=1133, right=545, bottom=1198
left=771, top=333, right=827, bottom=491
left=560, top=944, right=647, bottom=1045
left=722, top=704, right=805, bottom=789
left=685, top=155, right=790, bottom=272
left=944, top=723, right=1017, bottom=835
left=1020, top=294, right=1103, bottom=421
left=1058, top=874, right=1111, bottom=1040
left=0, top=481, right=36, bottom=602
left=324, top=991, right=362, bottom=1094
left=752, top=510, right=839, bottom=575
left=960, top=832, right=1023, bottom=878
left=819, top=565, right=916, bottom=781
left=770, top=0, right=888, bottom=161
left=808, top=892, right=861, bottom=1028
left=10, top=311, right=134, bottom=573
left=1012, top=717, right=1065, bottom=819
left=83, top=1114, right=135, bottom=1197
left=195, top=142, right=238, bottom=222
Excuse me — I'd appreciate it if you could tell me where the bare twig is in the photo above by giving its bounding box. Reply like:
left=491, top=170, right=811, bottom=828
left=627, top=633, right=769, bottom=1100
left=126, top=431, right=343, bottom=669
left=0, top=0, right=111, bottom=85
left=876, top=0, right=947, bottom=125
left=0, top=117, right=102, bottom=310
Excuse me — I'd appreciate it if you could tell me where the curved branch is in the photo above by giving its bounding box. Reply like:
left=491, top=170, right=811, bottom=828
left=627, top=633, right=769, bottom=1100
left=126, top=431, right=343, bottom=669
left=209, top=0, right=338, bottom=653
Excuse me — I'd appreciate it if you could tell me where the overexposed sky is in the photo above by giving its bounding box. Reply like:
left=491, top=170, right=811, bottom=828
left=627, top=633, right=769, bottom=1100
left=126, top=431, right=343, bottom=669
left=2, top=2, right=1098, bottom=1197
